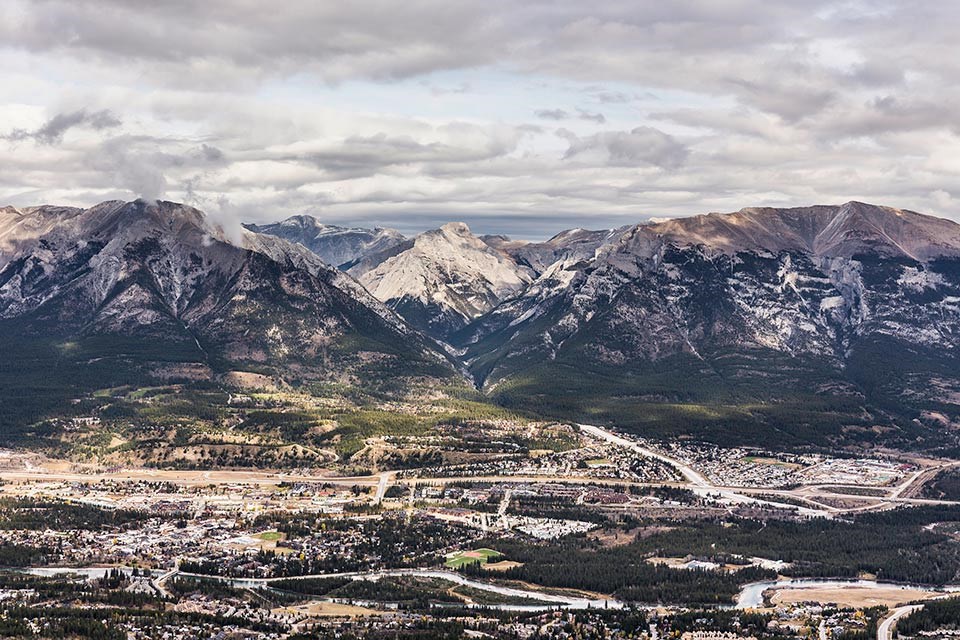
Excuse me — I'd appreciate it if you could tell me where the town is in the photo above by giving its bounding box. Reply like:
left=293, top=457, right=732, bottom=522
left=2, top=421, right=959, bottom=639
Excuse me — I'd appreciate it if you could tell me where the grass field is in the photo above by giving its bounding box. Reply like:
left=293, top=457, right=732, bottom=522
left=444, top=548, right=502, bottom=569
left=255, top=531, right=284, bottom=541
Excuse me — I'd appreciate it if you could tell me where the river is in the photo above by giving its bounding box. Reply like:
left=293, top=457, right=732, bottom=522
left=19, top=566, right=960, bottom=612
left=736, top=578, right=960, bottom=609
left=181, top=567, right=626, bottom=611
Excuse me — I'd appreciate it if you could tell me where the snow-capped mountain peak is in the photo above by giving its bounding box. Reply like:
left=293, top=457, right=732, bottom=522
left=348, top=220, right=532, bottom=338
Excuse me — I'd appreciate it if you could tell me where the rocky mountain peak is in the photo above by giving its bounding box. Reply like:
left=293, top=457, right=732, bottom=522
left=0, top=199, right=452, bottom=384
left=647, top=201, right=960, bottom=260
left=246, top=213, right=405, bottom=268
left=437, top=221, right=472, bottom=237
left=349, top=220, right=532, bottom=339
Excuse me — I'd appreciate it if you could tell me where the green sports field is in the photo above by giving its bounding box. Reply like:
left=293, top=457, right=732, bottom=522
left=444, top=548, right=502, bottom=569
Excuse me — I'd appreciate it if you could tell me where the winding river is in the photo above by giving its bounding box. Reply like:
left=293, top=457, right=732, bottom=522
left=182, top=567, right=626, bottom=611
left=17, top=565, right=623, bottom=611
left=18, top=567, right=960, bottom=612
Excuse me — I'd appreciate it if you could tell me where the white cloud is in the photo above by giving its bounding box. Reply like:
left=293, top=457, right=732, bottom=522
left=1, top=0, right=960, bottom=238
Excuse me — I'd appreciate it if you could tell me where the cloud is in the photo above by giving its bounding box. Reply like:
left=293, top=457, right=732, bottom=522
left=576, top=109, right=606, bottom=124
left=593, top=91, right=633, bottom=104
left=2, top=0, right=960, bottom=239
left=284, top=125, right=524, bottom=180
left=559, top=126, right=689, bottom=169
left=5, top=108, right=121, bottom=144
left=931, top=189, right=954, bottom=211
left=534, top=108, right=605, bottom=124
left=198, top=143, right=225, bottom=162
left=92, top=138, right=169, bottom=202
left=426, top=82, right=471, bottom=96
left=535, top=109, right=569, bottom=121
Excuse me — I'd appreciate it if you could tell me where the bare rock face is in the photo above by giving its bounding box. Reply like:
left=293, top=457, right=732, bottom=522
left=482, top=227, right=627, bottom=277
left=648, top=201, right=960, bottom=260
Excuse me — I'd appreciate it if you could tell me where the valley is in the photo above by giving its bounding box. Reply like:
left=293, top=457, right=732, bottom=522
left=3, top=199, right=960, bottom=638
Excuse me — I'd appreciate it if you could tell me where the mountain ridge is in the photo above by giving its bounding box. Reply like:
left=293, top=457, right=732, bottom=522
left=244, top=215, right=405, bottom=269
left=346, top=220, right=534, bottom=339
left=0, top=199, right=455, bottom=387
left=4, top=197, right=960, bottom=450
left=647, top=201, right=960, bottom=260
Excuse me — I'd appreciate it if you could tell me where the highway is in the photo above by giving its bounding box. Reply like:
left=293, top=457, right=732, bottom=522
left=373, top=471, right=392, bottom=504
left=0, top=467, right=384, bottom=488
left=578, top=423, right=833, bottom=517
left=578, top=423, right=710, bottom=486
left=877, top=604, right=923, bottom=640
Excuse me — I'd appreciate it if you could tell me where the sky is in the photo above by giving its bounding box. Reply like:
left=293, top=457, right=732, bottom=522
left=2, top=0, right=959, bottom=239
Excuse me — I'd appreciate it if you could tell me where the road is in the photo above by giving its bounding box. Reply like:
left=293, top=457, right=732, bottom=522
left=878, top=604, right=923, bottom=640
left=891, top=460, right=960, bottom=500
left=373, top=471, right=392, bottom=504
left=579, top=424, right=832, bottom=517
left=9, top=467, right=956, bottom=518
left=151, top=566, right=178, bottom=598
left=578, top=423, right=709, bottom=486
left=5, top=423, right=955, bottom=517
left=0, top=467, right=383, bottom=488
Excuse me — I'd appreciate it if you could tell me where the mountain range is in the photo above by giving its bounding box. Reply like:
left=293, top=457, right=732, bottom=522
left=0, top=200, right=454, bottom=434
left=3, top=199, right=960, bottom=450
